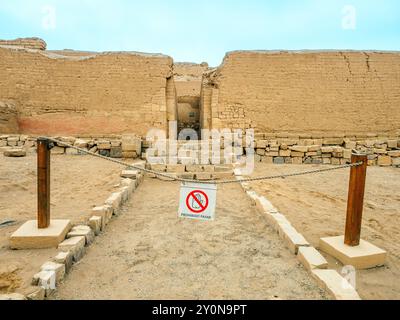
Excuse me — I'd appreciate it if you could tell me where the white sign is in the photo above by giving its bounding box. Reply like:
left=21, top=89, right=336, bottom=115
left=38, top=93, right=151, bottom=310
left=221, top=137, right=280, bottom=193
left=178, top=183, right=217, bottom=221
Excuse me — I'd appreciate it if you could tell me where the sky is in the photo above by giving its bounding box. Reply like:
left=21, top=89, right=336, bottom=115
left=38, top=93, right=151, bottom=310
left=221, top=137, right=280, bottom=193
left=0, top=0, right=399, bottom=66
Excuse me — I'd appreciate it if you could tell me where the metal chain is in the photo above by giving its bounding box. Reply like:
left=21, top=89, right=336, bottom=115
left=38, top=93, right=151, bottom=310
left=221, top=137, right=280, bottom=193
left=41, top=137, right=362, bottom=185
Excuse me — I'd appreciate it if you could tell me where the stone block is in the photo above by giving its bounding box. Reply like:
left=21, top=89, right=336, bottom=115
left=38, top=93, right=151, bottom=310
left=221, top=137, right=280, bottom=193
left=279, top=150, right=291, bottom=157
left=291, top=151, right=305, bottom=157
left=278, top=224, right=310, bottom=254
left=387, top=140, right=398, bottom=148
left=97, top=141, right=111, bottom=150
left=377, top=155, right=392, bottom=166
left=105, top=192, right=122, bottom=211
left=51, top=146, right=65, bottom=155
left=195, top=173, right=212, bottom=180
left=26, top=287, right=45, bottom=300
left=110, top=146, right=122, bottom=158
left=88, top=216, right=102, bottom=235
left=3, top=148, right=26, bottom=157
left=311, top=269, right=361, bottom=300
left=32, top=270, right=56, bottom=297
left=74, top=139, right=89, bottom=148
left=151, top=164, right=167, bottom=172
left=261, top=156, right=273, bottom=164
left=273, top=157, right=285, bottom=164
left=203, top=165, right=215, bottom=173
left=255, top=196, right=278, bottom=214
left=54, top=251, right=74, bottom=273
left=121, top=169, right=139, bottom=179
left=298, top=246, right=328, bottom=270
left=9, top=220, right=71, bottom=250
left=40, top=261, right=65, bottom=283
left=393, top=157, right=400, bottom=166
left=319, top=236, right=386, bottom=269
left=0, top=293, right=26, bottom=300
left=67, top=225, right=95, bottom=245
left=323, top=138, right=344, bottom=145
left=265, top=212, right=292, bottom=232
left=387, top=150, right=400, bottom=157
left=99, top=149, right=110, bottom=157
left=58, top=236, right=86, bottom=262
left=290, top=146, right=309, bottom=153
left=292, top=157, right=303, bottom=164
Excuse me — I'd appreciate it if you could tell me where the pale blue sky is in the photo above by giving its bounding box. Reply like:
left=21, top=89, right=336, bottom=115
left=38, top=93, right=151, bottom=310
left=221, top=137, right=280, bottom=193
left=0, top=0, right=399, bottom=66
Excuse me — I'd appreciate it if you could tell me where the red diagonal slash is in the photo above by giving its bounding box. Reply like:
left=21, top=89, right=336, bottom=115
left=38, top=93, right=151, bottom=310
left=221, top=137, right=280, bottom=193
left=186, top=190, right=209, bottom=213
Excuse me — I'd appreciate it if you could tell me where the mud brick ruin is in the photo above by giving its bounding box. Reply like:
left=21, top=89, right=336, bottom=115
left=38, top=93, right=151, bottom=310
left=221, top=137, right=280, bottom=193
left=1, top=38, right=399, bottom=166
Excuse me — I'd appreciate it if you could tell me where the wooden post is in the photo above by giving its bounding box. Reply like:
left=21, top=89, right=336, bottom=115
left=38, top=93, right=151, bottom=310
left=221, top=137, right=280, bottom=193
left=37, top=138, right=51, bottom=229
left=344, top=153, right=368, bottom=246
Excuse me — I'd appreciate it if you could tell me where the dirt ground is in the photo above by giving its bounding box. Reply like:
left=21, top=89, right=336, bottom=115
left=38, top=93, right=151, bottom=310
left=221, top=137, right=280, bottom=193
left=0, top=154, right=122, bottom=295
left=247, top=163, right=400, bottom=300
left=51, top=179, right=329, bottom=300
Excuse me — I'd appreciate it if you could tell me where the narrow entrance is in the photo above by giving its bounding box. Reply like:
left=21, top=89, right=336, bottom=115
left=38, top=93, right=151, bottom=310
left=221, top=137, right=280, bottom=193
left=177, top=96, right=200, bottom=139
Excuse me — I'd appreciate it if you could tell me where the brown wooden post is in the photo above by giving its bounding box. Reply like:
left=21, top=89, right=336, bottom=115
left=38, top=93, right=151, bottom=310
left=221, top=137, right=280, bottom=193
left=37, top=138, right=51, bottom=228
left=344, top=153, right=368, bottom=246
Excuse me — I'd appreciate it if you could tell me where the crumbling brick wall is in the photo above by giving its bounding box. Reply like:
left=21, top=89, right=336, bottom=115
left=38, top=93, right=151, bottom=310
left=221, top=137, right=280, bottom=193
left=203, top=50, right=400, bottom=136
left=0, top=37, right=46, bottom=50
left=0, top=101, right=18, bottom=133
left=0, top=43, right=174, bottom=136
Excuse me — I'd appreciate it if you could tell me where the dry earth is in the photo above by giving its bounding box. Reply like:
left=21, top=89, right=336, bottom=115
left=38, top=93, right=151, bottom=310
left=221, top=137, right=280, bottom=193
left=0, top=154, right=122, bottom=295
left=51, top=179, right=329, bottom=300
left=248, top=163, right=400, bottom=300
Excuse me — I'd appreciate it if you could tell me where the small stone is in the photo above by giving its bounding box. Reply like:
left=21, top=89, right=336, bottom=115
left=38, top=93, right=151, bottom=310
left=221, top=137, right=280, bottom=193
left=378, top=155, right=392, bottom=166
left=67, top=225, right=95, bottom=245
left=273, top=157, right=285, bottom=164
left=105, top=193, right=122, bottom=212
left=278, top=224, right=310, bottom=254
left=51, top=146, right=65, bottom=155
left=92, top=206, right=110, bottom=230
left=387, top=150, right=400, bottom=157
left=289, top=146, right=308, bottom=153
left=58, top=236, right=86, bottom=262
left=0, top=293, right=26, bottom=300
left=88, top=216, right=102, bottom=235
left=54, top=251, right=74, bottom=273
left=40, top=261, right=65, bottom=283
left=65, top=148, right=79, bottom=155
left=279, top=150, right=291, bottom=157
left=121, top=169, right=139, bottom=179
left=26, top=287, right=45, bottom=300
left=74, top=139, right=89, bottom=148
left=298, top=246, right=328, bottom=270
left=3, top=148, right=26, bottom=157
left=32, top=270, right=57, bottom=297
left=311, top=269, right=360, bottom=300
left=386, top=140, right=397, bottom=148
left=97, top=141, right=111, bottom=150
left=110, top=146, right=122, bottom=158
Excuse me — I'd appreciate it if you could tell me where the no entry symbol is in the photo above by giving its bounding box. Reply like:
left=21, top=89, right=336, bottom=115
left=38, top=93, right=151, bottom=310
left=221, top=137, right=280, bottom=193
left=179, top=183, right=217, bottom=221
left=186, top=190, right=209, bottom=213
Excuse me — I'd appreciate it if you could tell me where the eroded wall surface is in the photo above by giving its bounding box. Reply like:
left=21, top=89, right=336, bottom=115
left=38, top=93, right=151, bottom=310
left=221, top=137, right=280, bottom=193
left=0, top=45, right=174, bottom=136
left=204, top=51, right=400, bottom=135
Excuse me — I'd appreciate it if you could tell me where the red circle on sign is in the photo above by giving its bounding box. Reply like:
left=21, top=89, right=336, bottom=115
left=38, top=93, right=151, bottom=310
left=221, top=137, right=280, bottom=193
left=186, top=190, right=209, bottom=214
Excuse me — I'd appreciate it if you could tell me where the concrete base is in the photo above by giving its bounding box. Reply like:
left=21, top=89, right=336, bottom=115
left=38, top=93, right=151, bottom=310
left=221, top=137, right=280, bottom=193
left=319, top=236, right=386, bottom=269
left=9, top=220, right=71, bottom=250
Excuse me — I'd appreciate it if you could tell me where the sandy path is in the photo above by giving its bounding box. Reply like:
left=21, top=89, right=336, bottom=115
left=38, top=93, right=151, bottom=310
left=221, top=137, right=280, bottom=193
left=52, top=179, right=329, bottom=300
left=0, top=154, right=122, bottom=295
left=248, top=163, right=400, bottom=300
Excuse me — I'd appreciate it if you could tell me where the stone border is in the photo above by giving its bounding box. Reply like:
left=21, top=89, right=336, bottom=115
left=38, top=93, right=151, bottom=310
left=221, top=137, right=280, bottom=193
left=234, top=167, right=361, bottom=300
left=0, top=163, right=145, bottom=300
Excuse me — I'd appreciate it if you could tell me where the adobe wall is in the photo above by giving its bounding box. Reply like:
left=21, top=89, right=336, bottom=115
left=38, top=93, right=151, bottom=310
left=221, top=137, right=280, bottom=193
left=0, top=41, right=175, bottom=136
left=203, top=50, right=400, bottom=136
